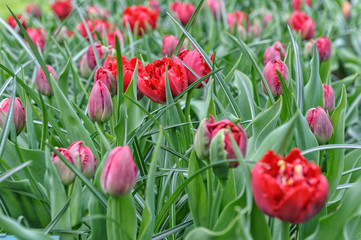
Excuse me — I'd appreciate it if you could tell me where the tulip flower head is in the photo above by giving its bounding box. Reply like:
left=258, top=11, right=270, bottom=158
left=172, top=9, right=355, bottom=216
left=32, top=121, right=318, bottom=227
left=264, top=41, right=286, bottom=65
left=170, top=2, right=196, bottom=26
left=305, top=106, right=334, bottom=144
left=52, top=148, right=76, bottom=186
left=322, top=84, right=335, bottom=112
left=292, top=0, right=312, bottom=11
left=316, top=37, right=331, bottom=61
left=162, top=35, right=184, bottom=57
left=288, top=11, right=315, bottom=40
left=342, top=2, right=351, bottom=20
left=262, top=60, right=289, bottom=97
left=26, top=27, right=47, bottom=51
left=137, top=58, right=187, bottom=103
left=35, top=65, right=59, bottom=96
left=51, top=0, right=72, bottom=19
left=101, top=146, right=138, bottom=196
left=78, top=44, right=108, bottom=78
left=7, top=15, right=27, bottom=29
left=68, top=141, right=97, bottom=178
left=95, top=67, right=117, bottom=96
left=26, top=4, right=42, bottom=18
left=88, top=81, right=113, bottom=122
left=122, top=5, right=159, bottom=36
left=227, top=11, right=248, bottom=39
left=0, top=98, right=26, bottom=135
left=207, top=0, right=223, bottom=19
left=252, top=149, right=328, bottom=224
left=178, top=49, right=213, bottom=88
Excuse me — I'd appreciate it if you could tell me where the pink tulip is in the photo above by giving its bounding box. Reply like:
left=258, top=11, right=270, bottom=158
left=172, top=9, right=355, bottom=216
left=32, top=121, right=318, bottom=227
left=262, top=60, right=289, bottom=97
left=35, top=65, right=58, bottom=96
left=0, top=98, right=26, bottom=135
left=68, top=141, right=97, bottom=178
left=305, top=106, right=334, bottom=144
left=88, top=81, right=113, bottom=122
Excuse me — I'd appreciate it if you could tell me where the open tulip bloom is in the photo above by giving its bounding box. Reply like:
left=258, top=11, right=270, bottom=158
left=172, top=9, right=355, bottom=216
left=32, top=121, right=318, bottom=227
left=2, top=0, right=361, bottom=239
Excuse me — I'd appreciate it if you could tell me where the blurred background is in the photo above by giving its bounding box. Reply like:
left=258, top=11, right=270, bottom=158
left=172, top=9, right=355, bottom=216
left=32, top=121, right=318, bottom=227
left=0, top=0, right=44, bottom=18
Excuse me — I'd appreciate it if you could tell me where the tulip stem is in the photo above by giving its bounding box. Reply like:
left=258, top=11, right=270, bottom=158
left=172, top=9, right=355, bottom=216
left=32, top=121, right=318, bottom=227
left=184, top=90, right=194, bottom=145
left=209, top=182, right=224, bottom=229
left=206, top=164, right=214, bottom=228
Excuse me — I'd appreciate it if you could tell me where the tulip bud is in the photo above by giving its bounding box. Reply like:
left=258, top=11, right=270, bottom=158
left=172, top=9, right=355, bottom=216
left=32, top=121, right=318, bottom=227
left=26, top=4, right=41, bottom=18
left=94, top=67, right=117, bottom=96
left=323, top=84, right=335, bottom=112
left=210, top=129, right=229, bottom=185
left=26, top=27, right=47, bottom=51
left=305, top=106, right=334, bottom=144
left=7, top=15, right=27, bottom=29
left=68, top=141, right=97, bottom=178
left=288, top=11, right=315, bottom=40
left=170, top=2, right=195, bottom=26
left=87, top=44, right=108, bottom=70
left=52, top=148, right=76, bottom=186
left=35, top=65, right=58, bottom=96
left=101, top=146, right=138, bottom=196
left=88, top=81, right=113, bottom=122
left=162, top=35, right=184, bottom=57
left=247, top=20, right=261, bottom=39
left=79, top=54, right=92, bottom=78
left=0, top=98, right=26, bottom=135
left=51, top=0, right=72, bottom=20
left=263, top=14, right=273, bottom=27
left=262, top=60, right=289, bottom=97
left=264, top=41, right=285, bottom=65
left=207, top=0, right=223, bottom=19
left=304, top=39, right=314, bottom=59
left=194, top=118, right=211, bottom=160
left=316, top=37, right=331, bottom=62
left=342, top=2, right=351, bottom=21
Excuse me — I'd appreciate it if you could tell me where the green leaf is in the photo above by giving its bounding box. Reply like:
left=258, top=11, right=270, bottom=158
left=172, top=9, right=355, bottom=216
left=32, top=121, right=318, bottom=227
left=304, top=45, right=324, bottom=112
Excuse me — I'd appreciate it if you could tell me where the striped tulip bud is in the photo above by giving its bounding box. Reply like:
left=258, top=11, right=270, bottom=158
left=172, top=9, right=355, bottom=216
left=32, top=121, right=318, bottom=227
left=52, top=148, right=76, bottom=186
left=88, top=81, right=113, bottom=122
left=35, top=65, right=58, bottom=96
left=68, top=141, right=97, bottom=178
left=305, top=106, right=334, bottom=145
left=0, top=98, right=26, bottom=135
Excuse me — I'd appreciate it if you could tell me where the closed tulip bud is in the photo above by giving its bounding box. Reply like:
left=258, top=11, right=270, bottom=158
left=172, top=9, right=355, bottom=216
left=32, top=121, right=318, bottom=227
left=194, top=118, right=211, bottom=160
left=0, top=98, right=26, bottom=135
left=262, top=60, right=289, bottom=97
left=178, top=49, right=213, bottom=88
left=51, top=0, right=72, bottom=19
left=170, top=2, right=196, bottom=26
left=162, top=35, right=184, bottom=57
left=95, top=67, right=117, bottom=96
left=342, top=2, right=351, bottom=20
left=207, top=0, right=223, bottom=19
left=316, top=37, right=331, bottom=61
left=263, top=14, right=273, bottom=27
left=26, top=4, right=42, bottom=18
left=88, top=81, right=113, bottom=122
left=323, top=84, right=335, bottom=112
left=292, top=0, right=312, bottom=11
left=26, top=27, right=47, bottom=51
left=305, top=106, right=334, bottom=144
left=79, top=54, right=93, bottom=78
left=35, top=65, right=58, bottom=96
left=86, top=44, right=107, bottom=70
left=304, top=39, right=314, bottom=59
left=288, top=11, right=315, bottom=40
left=101, top=146, right=138, bottom=196
left=52, top=148, right=76, bottom=186
left=264, top=41, right=285, bottom=65
left=252, top=149, right=328, bottom=224
left=68, top=141, right=97, bottom=178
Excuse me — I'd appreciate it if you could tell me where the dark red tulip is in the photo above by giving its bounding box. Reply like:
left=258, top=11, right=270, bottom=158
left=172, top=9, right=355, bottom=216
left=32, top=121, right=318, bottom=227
left=137, top=58, right=187, bottom=103
left=252, top=149, right=328, bottom=224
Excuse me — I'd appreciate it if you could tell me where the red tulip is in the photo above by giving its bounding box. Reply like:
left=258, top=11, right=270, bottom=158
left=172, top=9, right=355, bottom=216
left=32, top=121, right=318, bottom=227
left=194, top=115, right=247, bottom=167
left=94, top=67, right=117, bottom=96
left=342, top=2, right=351, bottom=20
left=106, top=30, right=124, bottom=49
left=292, top=0, right=312, bottom=11
left=288, top=11, right=315, bottom=40
left=92, top=19, right=111, bottom=36
left=178, top=49, right=213, bottom=88
left=86, top=5, right=110, bottom=19
left=76, top=19, right=94, bottom=38
left=104, top=55, right=144, bottom=93
left=81, top=44, right=107, bottom=74
left=122, top=5, right=159, bottom=36
left=305, top=106, right=334, bottom=144
left=52, top=148, right=76, bottom=186
left=207, top=0, right=223, bottom=19
left=101, top=146, right=138, bottom=196
left=0, top=98, right=26, bottom=135
left=6, top=15, right=27, bottom=29
left=137, top=58, right=187, bottom=103
left=35, top=65, right=59, bottom=96
left=264, top=41, right=285, bottom=65
left=162, top=35, right=184, bottom=57
left=252, top=148, right=328, bottom=224
left=170, top=2, right=195, bottom=26
left=68, top=141, right=97, bottom=179
left=26, top=4, right=41, bottom=18
left=51, top=0, right=72, bottom=19
left=323, top=84, right=335, bottom=112
left=262, top=60, right=289, bottom=97
left=26, top=27, right=47, bottom=51
left=316, top=37, right=331, bottom=61
left=227, top=11, right=248, bottom=32
left=88, top=81, right=113, bottom=122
